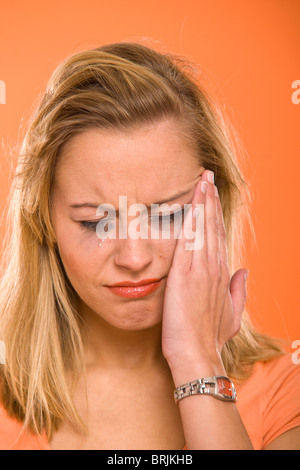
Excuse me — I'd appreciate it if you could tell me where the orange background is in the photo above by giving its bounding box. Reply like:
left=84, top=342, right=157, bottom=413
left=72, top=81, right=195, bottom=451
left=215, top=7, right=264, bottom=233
left=0, top=0, right=299, bottom=350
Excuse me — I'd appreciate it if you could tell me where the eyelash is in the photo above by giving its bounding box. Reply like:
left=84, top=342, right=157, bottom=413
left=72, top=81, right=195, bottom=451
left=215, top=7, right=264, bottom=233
left=151, top=209, right=184, bottom=223
left=79, top=208, right=185, bottom=231
left=79, top=221, right=99, bottom=230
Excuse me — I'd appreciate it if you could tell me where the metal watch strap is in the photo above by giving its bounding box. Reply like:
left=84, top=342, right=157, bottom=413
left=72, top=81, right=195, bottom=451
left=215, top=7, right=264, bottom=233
left=174, top=376, right=237, bottom=404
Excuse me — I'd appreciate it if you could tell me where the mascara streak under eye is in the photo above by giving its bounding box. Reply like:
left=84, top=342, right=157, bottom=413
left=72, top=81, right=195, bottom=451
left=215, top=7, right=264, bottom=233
left=79, top=221, right=99, bottom=230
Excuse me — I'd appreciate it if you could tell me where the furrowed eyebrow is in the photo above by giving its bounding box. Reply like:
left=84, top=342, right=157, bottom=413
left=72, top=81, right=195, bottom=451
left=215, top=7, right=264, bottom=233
left=69, top=188, right=192, bottom=211
left=148, top=188, right=192, bottom=206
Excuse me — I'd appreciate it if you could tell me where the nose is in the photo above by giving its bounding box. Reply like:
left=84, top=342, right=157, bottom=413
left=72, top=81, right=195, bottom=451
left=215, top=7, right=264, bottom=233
left=113, top=236, right=153, bottom=272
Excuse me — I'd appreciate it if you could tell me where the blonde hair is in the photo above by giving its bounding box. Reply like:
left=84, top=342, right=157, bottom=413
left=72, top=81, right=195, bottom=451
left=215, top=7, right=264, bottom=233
left=0, top=40, right=283, bottom=439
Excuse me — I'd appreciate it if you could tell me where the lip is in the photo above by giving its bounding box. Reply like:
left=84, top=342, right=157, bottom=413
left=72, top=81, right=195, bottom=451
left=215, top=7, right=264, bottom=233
left=109, top=278, right=161, bottom=287
left=106, top=278, right=164, bottom=298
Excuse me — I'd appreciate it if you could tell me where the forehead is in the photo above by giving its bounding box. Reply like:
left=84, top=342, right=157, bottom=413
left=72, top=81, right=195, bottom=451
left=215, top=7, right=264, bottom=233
left=53, top=119, right=202, bottom=203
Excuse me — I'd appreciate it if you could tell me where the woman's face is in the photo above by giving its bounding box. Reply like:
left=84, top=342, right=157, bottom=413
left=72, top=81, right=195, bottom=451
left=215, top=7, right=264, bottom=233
left=50, top=118, right=204, bottom=331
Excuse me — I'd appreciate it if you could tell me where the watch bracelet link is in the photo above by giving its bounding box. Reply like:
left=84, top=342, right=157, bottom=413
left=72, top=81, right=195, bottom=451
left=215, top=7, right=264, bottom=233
left=174, top=376, right=237, bottom=404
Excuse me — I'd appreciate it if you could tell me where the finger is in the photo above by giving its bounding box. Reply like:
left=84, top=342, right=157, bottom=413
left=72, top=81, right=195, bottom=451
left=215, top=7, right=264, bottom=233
left=188, top=177, right=207, bottom=271
left=215, top=186, right=230, bottom=274
left=172, top=175, right=205, bottom=272
left=172, top=203, right=194, bottom=272
left=203, top=172, right=220, bottom=274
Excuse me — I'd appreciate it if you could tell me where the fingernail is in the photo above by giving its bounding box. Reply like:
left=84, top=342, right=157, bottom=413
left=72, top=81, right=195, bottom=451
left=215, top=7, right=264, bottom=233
left=214, top=185, right=218, bottom=197
left=201, top=181, right=207, bottom=193
left=244, top=270, right=249, bottom=283
left=207, top=171, right=214, bottom=184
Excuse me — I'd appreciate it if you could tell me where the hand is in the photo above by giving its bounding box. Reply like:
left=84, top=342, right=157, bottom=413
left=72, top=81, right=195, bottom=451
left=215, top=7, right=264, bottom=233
left=162, top=169, right=249, bottom=372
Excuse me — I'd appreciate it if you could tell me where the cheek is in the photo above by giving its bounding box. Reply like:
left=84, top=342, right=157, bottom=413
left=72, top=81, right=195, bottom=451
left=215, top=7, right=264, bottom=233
left=57, top=231, right=102, bottom=288
left=157, top=237, right=178, bottom=270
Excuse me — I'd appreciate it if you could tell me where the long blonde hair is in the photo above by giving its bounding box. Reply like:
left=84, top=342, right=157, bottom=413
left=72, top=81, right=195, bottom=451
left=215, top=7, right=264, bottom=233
left=0, top=40, right=283, bottom=439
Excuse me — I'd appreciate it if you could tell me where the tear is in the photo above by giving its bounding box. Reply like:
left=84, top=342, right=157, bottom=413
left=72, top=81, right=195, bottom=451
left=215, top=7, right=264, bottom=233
left=98, top=234, right=109, bottom=248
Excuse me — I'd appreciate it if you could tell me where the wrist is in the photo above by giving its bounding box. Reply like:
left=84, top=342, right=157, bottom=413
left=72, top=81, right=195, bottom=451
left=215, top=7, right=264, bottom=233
left=168, top=352, right=226, bottom=388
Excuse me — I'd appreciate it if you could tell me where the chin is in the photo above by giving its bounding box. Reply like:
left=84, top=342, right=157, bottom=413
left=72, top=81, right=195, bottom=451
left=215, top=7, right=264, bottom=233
left=108, top=304, right=164, bottom=331
left=117, top=316, right=163, bottom=331
left=79, top=294, right=164, bottom=331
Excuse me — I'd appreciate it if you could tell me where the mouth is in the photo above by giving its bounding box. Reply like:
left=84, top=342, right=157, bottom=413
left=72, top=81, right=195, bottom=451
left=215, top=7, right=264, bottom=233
left=105, top=277, right=165, bottom=298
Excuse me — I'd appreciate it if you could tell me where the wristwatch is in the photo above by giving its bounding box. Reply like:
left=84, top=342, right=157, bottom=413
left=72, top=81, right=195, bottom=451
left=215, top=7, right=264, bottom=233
left=174, top=376, right=237, bottom=404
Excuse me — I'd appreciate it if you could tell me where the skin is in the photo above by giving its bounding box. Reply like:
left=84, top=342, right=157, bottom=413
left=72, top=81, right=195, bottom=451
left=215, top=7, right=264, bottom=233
left=49, top=117, right=299, bottom=450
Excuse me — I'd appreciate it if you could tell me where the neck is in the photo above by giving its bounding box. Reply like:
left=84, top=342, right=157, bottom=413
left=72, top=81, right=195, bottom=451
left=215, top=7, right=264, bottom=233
left=78, top=300, right=166, bottom=371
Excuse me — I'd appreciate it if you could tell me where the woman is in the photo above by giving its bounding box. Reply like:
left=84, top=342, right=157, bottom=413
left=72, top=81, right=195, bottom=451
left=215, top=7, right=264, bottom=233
left=0, top=41, right=299, bottom=450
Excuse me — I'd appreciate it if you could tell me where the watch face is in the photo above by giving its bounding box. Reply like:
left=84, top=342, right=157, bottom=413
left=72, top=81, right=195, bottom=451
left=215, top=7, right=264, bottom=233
left=217, top=377, right=235, bottom=399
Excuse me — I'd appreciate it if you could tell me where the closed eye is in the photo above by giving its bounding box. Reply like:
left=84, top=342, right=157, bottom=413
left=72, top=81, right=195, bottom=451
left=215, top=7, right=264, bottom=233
left=79, top=220, right=99, bottom=231
left=79, top=207, right=185, bottom=232
left=150, top=208, right=184, bottom=223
